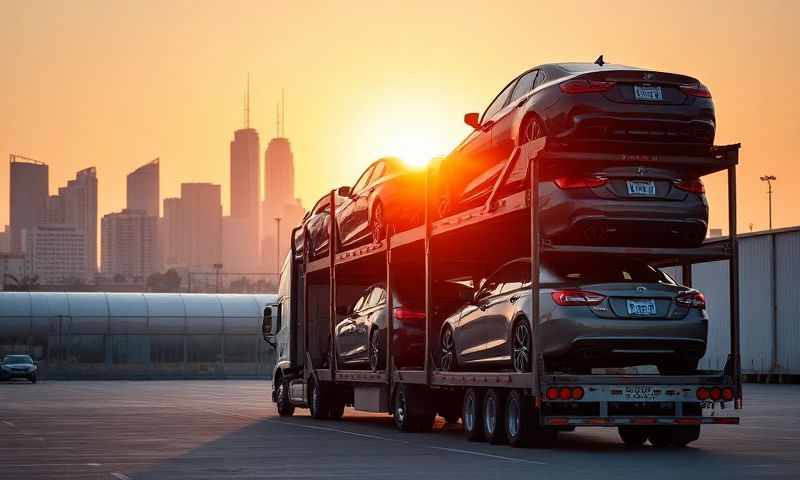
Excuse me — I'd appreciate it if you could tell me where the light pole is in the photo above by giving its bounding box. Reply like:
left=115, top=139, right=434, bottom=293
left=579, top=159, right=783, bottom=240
left=760, top=175, right=776, bottom=230
left=274, top=217, right=282, bottom=274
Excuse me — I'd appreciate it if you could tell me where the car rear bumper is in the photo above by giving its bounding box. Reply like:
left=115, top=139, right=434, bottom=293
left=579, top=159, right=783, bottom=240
left=538, top=317, right=707, bottom=368
left=541, top=191, right=708, bottom=247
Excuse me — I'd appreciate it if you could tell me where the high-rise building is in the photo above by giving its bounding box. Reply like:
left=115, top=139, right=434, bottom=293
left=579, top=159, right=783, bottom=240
left=9, top=155, right=48, bottom=254
left=180, top=183, right=222, bottom=268
left=262, top=135, right=304, bottom=273
left=161, top=197, right=184, bottom=267
left=101, top=209, right=159, bottom=280
left=0, top=225, right=10, bottom=253
left=55, top=167, right=98, bottom=275
left=22, top=224, right=87, bottom=285
left=127, top=158, right=160, bottom=217
left=229, top=80, right=260, bottom=272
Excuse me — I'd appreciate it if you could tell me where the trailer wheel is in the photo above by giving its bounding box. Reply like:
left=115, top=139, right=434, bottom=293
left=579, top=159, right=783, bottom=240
left=669, top=426, right=701, bottom=447
left=482, top=389, right=507, bottom=445
left=393, top=384, right=434, bottom=432
left=276, top=376, right=295, bottom=417
left=328, top=397, right=346, bottom=420
left=506, top=390, right=532, bottom=448
left=309, top=379, right=330, bottom=420
left=462, top=388, right=484, bottom=442
left=646, top=427, right=673, bottom=447
left=618, top=426, right=647, bottom=447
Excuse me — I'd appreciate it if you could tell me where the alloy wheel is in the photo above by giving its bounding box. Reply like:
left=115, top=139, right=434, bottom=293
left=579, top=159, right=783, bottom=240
left=512, top=321, right=531, bottom=373
left=371, top=203, right=384, bottom=244
left=369, top=330, right=382, bottom=372
left=440, top=328, right=456, bottom=371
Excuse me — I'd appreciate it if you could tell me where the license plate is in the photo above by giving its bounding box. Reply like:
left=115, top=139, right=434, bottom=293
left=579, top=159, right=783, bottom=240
left=626, top=180, right=656, bottom=196
left=623, top=385, right=657, bottom=401
left=626, top=299, right=657, bottom=316
left=634, top=85, right=663, bottom=101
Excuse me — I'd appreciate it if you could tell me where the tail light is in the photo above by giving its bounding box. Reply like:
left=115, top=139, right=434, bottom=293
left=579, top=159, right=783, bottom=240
left=676, top=290, right=706, bottom=309
left=559, top=387, right=572, bottom=400
left=722, top=387, right=734, bottom=401
left=545, top=386, right=585, bottom=401
left=710, top=387, right=722, bottom=401
left=546, top=387, right=559, bottom=400
left=696, top=387, right=710, bottom=401
left=697, top=386, right=734, bottom=401
left=571, top=387, right=584, bottom=400
left=554, top=176, right=608, bottom=189
left=394, top=307, right=425, bottom=320
left=674, top=178, right=705, bottom=194
left=560, top=79, right=616, bottom=94
left=680, top=83, right=712, bottom=98
left=551, top=290, right=606, bottom=306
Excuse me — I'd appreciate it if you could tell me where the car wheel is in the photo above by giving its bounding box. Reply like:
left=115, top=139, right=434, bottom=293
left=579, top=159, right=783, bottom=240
left=276, top=376, right=295, bottom=417
left=462, top=388, right=484, bottom=442
left=30, top=374, right=37, bottom=384
left=371, top=201, right=385, bottom=244
left=368, top=328, right=384, bottom=372
left=618, top=426, right=648, bottom=447
left=309, top=379, right=330, bottom=420
left=520, top=115, right=546, bottom=144
left=440, top=326, right=457, bottom=372
left=512, top=319, right=532, bottom=373
left=482, top=389, right=507, bottom=445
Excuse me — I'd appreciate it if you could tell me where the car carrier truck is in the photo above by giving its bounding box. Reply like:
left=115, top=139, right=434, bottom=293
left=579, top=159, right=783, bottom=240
left=262, top=137, right=742, bottom=448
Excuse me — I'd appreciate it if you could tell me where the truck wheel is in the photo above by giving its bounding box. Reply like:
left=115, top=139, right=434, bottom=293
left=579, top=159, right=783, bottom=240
left=618, top=426, right=647, bottom=447
left=669, top=426, right=701, bottom=447
left=647, top=427, right=673, bottom=447
left=276, top=377, right=295, bottom=417
left=309, top=379, right=330, bottom=420
left=482, top=389, right=507, bottom=444
left=328, top=397, right=346, bottom=420
left=506, top=390, right=533, bottom=447
left=393, top=384, right=434, bottom=432
left=462, top=388, right=484, bottom=441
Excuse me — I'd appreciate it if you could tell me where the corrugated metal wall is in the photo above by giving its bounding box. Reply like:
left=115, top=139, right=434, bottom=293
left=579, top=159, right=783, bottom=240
left=691, top=229, right=800, bottom=375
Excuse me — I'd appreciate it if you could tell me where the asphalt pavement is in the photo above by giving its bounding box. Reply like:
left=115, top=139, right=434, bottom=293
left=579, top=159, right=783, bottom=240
left=0, top=381, right=798, bottom=479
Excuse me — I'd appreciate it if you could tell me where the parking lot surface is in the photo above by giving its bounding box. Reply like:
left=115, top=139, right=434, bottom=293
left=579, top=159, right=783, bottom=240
left=1, top=381, right=799, bottom=479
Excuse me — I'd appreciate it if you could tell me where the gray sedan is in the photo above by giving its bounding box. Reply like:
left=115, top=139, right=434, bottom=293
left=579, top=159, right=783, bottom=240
left=439, top=257, right=707, bottom=375
left=0, top=354, right=38, bottom=383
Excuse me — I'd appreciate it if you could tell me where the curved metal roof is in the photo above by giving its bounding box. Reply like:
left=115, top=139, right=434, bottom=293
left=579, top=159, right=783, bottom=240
left=0, top=292, right=276, bottom=319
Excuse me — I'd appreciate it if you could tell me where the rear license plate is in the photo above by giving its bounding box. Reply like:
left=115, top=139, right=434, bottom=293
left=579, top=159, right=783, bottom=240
left=627, top=299, right=657, bottom=316
left=626, top=180, right=656, bottom=196
left=623, top=385, right=657, bottom=401
left=634, top=85, right=663, bottom=101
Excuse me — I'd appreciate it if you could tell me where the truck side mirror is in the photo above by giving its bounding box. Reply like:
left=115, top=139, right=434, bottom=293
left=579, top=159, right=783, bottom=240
left=263, top=304, right=280, bottom=347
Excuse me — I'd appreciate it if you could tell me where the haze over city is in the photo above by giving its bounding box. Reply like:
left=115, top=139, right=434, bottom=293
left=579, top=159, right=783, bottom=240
left=2, top=0, right=798, bottom=239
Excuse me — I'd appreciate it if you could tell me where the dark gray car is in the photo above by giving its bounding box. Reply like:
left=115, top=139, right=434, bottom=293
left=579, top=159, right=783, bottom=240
left=0, top=354, right=37, bottom=383
left=439, top=257, right=707, bottom=375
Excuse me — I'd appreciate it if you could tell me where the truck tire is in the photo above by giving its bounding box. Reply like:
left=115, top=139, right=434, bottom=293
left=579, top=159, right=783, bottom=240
left=618, top=426, right=647, bottom=446
left=309, top=379, right=330, bottom=420
left=669, top=425, right=701, bottom=447
left=462, top=388, right=484, bottom=442
left=276, top=376, right=295, bottom=417
left=328, top=397, right=346, bottom=420
left=646, top=427, right=673, bottom=447
left=506, top=390, right=532, bottom=448
left=482, top=389, right=507, bottom=444
left=393, top=384, right=435, bottom=432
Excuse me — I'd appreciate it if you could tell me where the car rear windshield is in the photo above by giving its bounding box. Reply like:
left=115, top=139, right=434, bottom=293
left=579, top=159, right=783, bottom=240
left=541, top=257, right=674, bottom=285
left=3, top=355, right=32, bottom=364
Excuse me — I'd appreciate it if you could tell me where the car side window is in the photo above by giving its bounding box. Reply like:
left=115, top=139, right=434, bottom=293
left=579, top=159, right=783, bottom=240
left=369, top=161, right=385, bottom=184
left=477, top=276, right=503, bottom=300
left=509, top=70, right=539, bottom=103
left=353, top=289, right=371, bottom=313
left=352, top=165, right=374, bottom=193
left=533, top=69, right=548, bottom=89
left=481, top=80, right=517, bottom=123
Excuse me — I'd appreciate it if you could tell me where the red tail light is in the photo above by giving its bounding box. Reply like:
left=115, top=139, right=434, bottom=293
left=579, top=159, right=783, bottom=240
left=680, top=83, right=712, bottom=98
left=559, top=387, right=572, bottom=401
left=674, top=178, right=705, bottom=194
left=571, top=387, right=584, bottom=400
left=722, top=387, right=734, bottom=401
left=554, top=176, right=608, bottom=189
left=696, top=387, right=710, bottom=401
left=710, top=387, right=722, bottom=401
left=676, top=290, right=706, bottom=309
left=560, top=79, right=616, bottom=94
left=546, top=387, right=559, bottom=400
left=394, top=307, right=425, bottom=320
left=551, top=290, right=606, bottom=306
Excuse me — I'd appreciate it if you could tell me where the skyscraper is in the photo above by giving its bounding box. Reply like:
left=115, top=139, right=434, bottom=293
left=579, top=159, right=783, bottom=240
left=180, top=183, right=222, bottom=268
left=57, top=167, right=98, bottom=275
left=228, top=79, right=260, bottom=272
left=127, top=158, right=160, bottom=217
left=101, top=209, right=159, bottom=280
left=161, top=197, right=183, bottom=267
left=23, top=224, right=86, bottom=285
left=9, top=155, right=48, bottom=254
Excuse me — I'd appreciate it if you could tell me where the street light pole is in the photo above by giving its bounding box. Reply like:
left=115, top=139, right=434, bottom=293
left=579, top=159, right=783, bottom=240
left=760, top=175, right=776, bottom=230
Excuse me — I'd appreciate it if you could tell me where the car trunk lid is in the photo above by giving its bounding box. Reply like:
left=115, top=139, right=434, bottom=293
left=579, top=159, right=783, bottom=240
left=576, top=70, right=699, bottom=106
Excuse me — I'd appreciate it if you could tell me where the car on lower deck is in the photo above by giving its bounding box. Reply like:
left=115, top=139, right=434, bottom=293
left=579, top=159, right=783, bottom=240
left=0, top=354, right=38, bottom=383
left=335, top=280, right=471, bottom=371
left=439, top=256, right=707, bottom=375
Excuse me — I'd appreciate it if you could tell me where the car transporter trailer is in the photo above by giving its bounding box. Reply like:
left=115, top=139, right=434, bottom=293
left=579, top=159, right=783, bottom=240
left=269, top=137, right=742, bottom=447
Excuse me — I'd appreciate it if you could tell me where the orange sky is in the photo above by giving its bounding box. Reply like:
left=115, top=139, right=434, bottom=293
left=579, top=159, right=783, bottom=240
left=1, top=0, right=798, bottom=234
